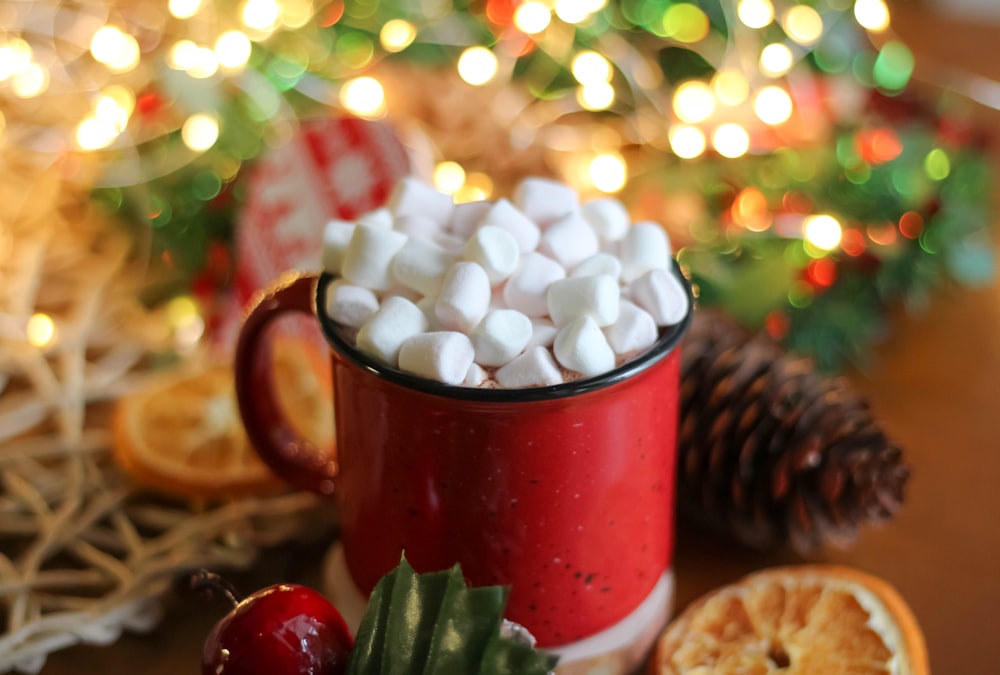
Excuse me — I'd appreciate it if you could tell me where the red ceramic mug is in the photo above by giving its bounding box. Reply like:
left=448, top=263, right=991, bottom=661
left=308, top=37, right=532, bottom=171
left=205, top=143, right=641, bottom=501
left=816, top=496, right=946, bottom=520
left=234, top=267, right=692, bottom=647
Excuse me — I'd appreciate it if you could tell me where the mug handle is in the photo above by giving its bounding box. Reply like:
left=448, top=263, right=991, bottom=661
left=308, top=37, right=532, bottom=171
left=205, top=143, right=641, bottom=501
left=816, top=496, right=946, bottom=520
left=234, top=272, right=338, bottom=496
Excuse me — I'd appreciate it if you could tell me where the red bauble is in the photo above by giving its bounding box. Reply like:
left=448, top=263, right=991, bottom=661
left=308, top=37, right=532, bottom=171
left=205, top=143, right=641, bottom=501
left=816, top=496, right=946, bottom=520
left=201, top=583, right=353, bottom=675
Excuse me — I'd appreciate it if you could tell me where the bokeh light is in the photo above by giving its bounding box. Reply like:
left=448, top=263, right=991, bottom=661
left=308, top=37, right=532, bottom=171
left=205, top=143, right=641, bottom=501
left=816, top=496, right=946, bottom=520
left=380, top=19, right=417, bottom=52
left=242, top=0, right=281, bottom=31
left=803, top=214, right=843, bottom=250
left=433, top=161, right=466, bottom=194
left=873, top=41, right=913, bottom=90
left=340, top=76, right=386, bottom=117
left=572, top=51, right=612, bottom=85
left=855, top=0, right=891, bottom=32
left=662, top=4, right=710, bottom=43
left=169, top=0, right=203, bottom=19
left=182, top=114, right=220, bottom=151
left=673, top=80, right=715, bottom=123
left=577, top=82, right=615, bottom=110
left=738, top=0, right=774, bottom=29
left=11, top=63, right=48, bottom=98
left=514, top=2, right=551, bottom=34
left=457, top=46, right=498, bottom=85
left=90, top=26, right=141, bottom=72
left=555, top=0, right=593, bottom=24
left=76, top=116, right=119, bottom=150
left=669, top=124, right=707, bottom=159
left=760, top=43, right=794, bottom=76
left=589, top=153, right=627, bottom=193
left=0, top=38, right=32, bottom=81
left=754, top=86, right=793, bottom=125
left=712, top=124, right=750, bottom=158
left=713, top=70, right=749, bottom=106
left=216, top=31, right=253, bottom=69
left=925, top=148, right=951, bottom=181
left=26, top=313, right=56, bottom=348
left=783, top=5, right=823, bottom=45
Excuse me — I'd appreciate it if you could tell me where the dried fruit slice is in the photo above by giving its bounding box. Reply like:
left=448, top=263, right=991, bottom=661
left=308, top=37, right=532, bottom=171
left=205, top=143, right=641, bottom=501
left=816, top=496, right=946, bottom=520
left=113, top=337, right=332, bottom=500
left=651, top=565, right=928, bottom=675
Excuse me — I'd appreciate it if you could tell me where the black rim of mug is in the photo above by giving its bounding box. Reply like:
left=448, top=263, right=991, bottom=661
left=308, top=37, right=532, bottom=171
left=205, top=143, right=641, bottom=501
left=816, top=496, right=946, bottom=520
left=314, top=260, right=694, bottom=403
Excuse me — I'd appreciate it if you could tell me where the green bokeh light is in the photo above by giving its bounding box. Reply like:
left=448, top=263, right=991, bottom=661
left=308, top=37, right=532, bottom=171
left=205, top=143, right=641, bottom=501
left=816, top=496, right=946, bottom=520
left=788, top=280, right=815, bottom=308
left=925, top=148, right=951, bottom=181
left=192, top=171, right=223, bottom=201
left=873, top=41, right=914, bottom=91
left=662, top=4, right=709, bottom=43
left=149, top=195, right=172, bottom=228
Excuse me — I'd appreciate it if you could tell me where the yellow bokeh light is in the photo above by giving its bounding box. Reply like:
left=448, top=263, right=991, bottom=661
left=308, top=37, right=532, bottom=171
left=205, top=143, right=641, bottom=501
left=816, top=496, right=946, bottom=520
left=95, top=92, right=131, bottom=133
left=854, top=0, right=891, bottom=32
left=76, top=116, right=119, bottom=150
left=754, top=86, right=793, bottom=125
left=434, top=161, right=466, bottom=194
left=663, top=4, right=710, bottom=43
left=169, top=40, right=199, bottom=70
left=783, top=5, right=823, bottom=45
left=0, top=38, right=32, bottom=81
left=713, top=70, right=749, bottom=106
left=555, top=0, right=592, bottom=24
left=380, top=19, right=417, bottom=52
left=803, top=214, right=843, bottom=250
left=460, top=172, right=494, bottom=202
left=738, top=0, right=774, bottom=28
left=91, top=26, right=140, bottom=72
left=457, top=46, right=498, bottom=86
left=169, top=0, right=203, bottom=19
left=216, top=31, right=253, bottom=68
left=760, top=43, right=794, bottom=76
left=673, top=80, right=715, bottom=124
left=167, top=296, right=205, bottom=348
left=589, top=153, right=627, bottom=193
left=11, top=63, right=48, bottom=98
left=669, top=124, right=707, bottom=159
left=280, top=0, right=314, bottom=29
left=572, top=50, right=612, bottom=85
left=26, top=313, right=56, bottom=348
left=712, top=123, right=750, bottom=158
left=182, top=114, right=220, bottom=151
left=340, top=76, right=386, bottom=117
left=242, top=0, right=281, bottom=31
left=188, top=47, right=219, bottom=78
left=514, top=1, right=551, bottom=34
left=577, top=82, right=615, bottom=110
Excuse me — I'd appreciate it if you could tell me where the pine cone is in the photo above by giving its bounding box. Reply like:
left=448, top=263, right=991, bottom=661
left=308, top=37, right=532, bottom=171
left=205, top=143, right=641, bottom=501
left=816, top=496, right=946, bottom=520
left=678, top=310, right=911, bottom=553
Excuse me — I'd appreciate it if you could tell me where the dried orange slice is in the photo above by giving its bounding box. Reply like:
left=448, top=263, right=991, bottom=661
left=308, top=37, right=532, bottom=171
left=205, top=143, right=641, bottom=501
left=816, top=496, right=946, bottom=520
left=112, top=336, right=333, bottom=500
left=651, top=565, right=928, bottom=675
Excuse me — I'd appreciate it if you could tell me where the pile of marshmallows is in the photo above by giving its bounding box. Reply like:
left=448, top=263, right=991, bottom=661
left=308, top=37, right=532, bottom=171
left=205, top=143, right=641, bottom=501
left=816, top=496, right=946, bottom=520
left=322, top=176, right=689, bottom=388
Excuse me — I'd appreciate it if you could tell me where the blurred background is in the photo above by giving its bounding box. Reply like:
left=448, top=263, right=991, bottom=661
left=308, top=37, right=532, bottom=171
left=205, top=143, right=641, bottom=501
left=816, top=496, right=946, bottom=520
left=1, top=1, right=998, bottom=673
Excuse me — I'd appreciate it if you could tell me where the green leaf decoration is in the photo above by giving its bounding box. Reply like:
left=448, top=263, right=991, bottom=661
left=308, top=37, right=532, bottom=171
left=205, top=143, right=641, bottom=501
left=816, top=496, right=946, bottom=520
left=346, top=556, right=559, bottom=675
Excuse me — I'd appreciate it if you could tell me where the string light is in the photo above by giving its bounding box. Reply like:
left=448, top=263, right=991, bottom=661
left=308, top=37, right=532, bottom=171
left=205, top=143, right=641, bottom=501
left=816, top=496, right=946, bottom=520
left=216, top=31, right=253, bottom=69
left=738, top=0, right=775, bottom=29
left=673, top=80, right=715, bottom=124
left=26, top=313, right=56, bottom=348
left=760, top=43, right=794, bottom=76
left=589, top=153, right=627, bottom=193
left=380, top=19, right=417, bottom=52
left=340, top=76, right=386, bottom=117
left=712, top=123, right=750, bottom=158
left=783, top=5, right=823, bottom=45
left=572, top=51, right=612, bottom=86
left=514, top=2, right=551, bottom=34
left=754, top=86, right=793, bottom=125
left=803, top=214, right=843, bottom=251
left=669, top=124, right=707, bottom=159
left=855, top=0, right=891, bottom=32
left=181, top=114, right=220, bottom=151
left=577, top=82, right=614, bottom=110
left=457, top=47, right=498, bottom=86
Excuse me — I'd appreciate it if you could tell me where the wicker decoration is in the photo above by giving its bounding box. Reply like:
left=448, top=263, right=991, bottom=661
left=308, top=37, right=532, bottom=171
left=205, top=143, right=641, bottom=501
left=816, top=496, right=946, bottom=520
left=0, top=156, right=327, bottom=674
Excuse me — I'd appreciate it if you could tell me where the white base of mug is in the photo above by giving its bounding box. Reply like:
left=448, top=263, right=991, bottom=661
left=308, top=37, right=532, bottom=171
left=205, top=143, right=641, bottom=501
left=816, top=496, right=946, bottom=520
left=322, top=542, right=674, bottom=674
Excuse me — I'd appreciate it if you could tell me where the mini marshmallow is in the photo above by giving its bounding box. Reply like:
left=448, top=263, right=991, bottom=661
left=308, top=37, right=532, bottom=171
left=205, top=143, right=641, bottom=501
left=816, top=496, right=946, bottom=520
left=571, top=252, right=622, bottom=280
left=464, top=362, right=488, bottom=388
left=546, top=275, right=620, bottom=328
left=513, top=177, right=579, bottom=227
left=538, top=212, right=599, bottom=270
left=471, top=308, right=533, bottom=367
left=398, top=331, right=475, bottom=385
left=629, top=268, right=690, bottom=326
left=496, top=345, right=563, bottom=388
left=394, top=214, right=441, bottom=239
left=526, top=317, right=558, bottom=350
left=392, top=237, right=455, bottom=295
left=435, top=261, right=491, bottom=333
left=463, top=225, right=520, bottom=285
left=502, top=252, right=567, bottom=317
left=620, top=222, right=671, bottom=283
left=341, top=225, right=408, bottom=291
left=603, top=300, right=658, bottom=355
left=357, top=207, right=394, bottom=229
left=449, top=200, right=492, bottom=239
left=478, top=198, right=541, bottom=253
left=553, top=316, right=616, bottom=379
left=581, top=197, right=630, bottom=243
left=356, top=296, right=429, bottom=366
left=389, top=176, right=454, bottom=227
left=321, top=219, right=356, bottom=274
left=324, top=279, right=379, bottom=328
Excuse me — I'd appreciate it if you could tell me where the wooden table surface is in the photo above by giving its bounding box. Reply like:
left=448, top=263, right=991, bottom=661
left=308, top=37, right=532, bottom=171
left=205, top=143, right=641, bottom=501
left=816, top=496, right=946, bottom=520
left=36, top=3, right=1000, bottom=673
